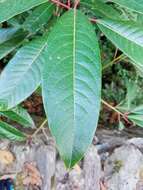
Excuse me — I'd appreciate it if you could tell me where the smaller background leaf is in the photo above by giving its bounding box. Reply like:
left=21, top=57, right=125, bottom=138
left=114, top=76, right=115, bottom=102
left=0, top=120, right=26, bottom=141
left=23, top=2, right=55, bottom=33
left=118, top=121, right=125, bottom=131
left=0, top=106, right=35, bottom=128
left=0, top=29, right=27, bottom=60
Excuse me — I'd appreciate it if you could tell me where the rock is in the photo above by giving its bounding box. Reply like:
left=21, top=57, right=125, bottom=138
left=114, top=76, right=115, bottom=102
left=55, top=145, right=101, bottom=190
left=126, top=138, right=143, bottom=153
left=0, top=137, right=56, bottom=190
left=104, top=144, right=143, bottom=190
left=55, top=161, right=84, bottom=190
left=83, top=145, right=101, bottom=190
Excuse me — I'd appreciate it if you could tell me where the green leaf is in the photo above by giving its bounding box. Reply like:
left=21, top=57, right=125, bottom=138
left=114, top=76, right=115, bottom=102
left=128, top=114, right=143, bottom=127
left=126, top=105, right=143, bottom=127
left=80, top=0, right=121, bottom=19
left=42, top=10, right=101, bottom=168
left=118, top=121, right=125, bottom=131
left=0, top=29, right=27, bottom=60
left=0, top=120, right=26, bottom=141
left=0, top=28, right=18, bottom=44
left=0, top=33, right=49, bottom=110
left=0, top=106, right=35, bottom=128
left=129, top=105, right=143, bottom=115
left=23, top=2, right=55, bottom=33
left=0, top=0, right=49, bottom=23
left=110, top=0, right=143, bottom=14
left=97, top=19, right=143, bottom=67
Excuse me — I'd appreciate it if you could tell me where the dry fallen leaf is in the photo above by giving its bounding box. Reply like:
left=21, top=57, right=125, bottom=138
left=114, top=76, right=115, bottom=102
left=0, top=150, right=14, bottom=165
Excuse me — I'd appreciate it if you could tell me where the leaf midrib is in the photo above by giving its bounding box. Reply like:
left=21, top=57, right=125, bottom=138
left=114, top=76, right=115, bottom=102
left=70, top=8, right=77, bottom=167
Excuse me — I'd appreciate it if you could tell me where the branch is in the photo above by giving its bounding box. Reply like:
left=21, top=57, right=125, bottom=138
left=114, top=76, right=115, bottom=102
left=31, top=119, right=47, bottom=138
left=101, top=99, right=124, bottom=116
left=101, top=99, right=130, bottom=124
left=50, top=0, right=71, bottom=9
left=74, top=0, right=80, bottom=9
left=67, top=0, right=71, bottom=7
left=89, top=18, right=97, bottom=23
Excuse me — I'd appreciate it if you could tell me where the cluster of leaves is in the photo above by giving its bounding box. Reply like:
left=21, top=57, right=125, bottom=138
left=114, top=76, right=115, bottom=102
left=0, top=0, right=143, bottom=168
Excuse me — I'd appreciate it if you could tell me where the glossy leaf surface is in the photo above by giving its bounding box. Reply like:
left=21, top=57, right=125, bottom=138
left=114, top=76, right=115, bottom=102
left=0, top=120, right=26, bottom=141
left=98, top=19, right=143, bottom=66
left=0, top=34, right=49, bottom=110
left=0, top=0, right=48, bottom=23
left=0, top=106, right=35, bottom=128
left=42, top=9, right=101, bottom=168
left=23, top=1, right=55, bottom=33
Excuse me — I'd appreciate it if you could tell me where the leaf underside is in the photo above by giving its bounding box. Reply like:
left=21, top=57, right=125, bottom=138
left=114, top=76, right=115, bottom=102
left=0, top=34, right=49, bottom=110
left=42, top=9, right=101, bottom=168
left=97, top=19, right=143, bottom=67
left=0, top=28, right=27, bottom=60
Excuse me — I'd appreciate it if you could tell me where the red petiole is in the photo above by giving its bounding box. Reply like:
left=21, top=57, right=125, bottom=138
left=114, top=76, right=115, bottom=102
left=50, top=0, right=71, bottom=9
left=51, top=0, right=97, bottom=25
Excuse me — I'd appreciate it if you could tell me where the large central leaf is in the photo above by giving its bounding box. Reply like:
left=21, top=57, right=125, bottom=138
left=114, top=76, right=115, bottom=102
left=42, top=10, right=101, bottom=168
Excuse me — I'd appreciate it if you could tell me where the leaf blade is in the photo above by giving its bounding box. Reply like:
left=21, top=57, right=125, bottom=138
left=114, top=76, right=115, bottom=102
left=0, top=0, right=49, bottom=23
left=0, top=106, right=35, bottom=128
left=0, top=120, right=26, bottom=141
left=110, top=0, right=143, bottom=14
left=0, top=28, right=27, bottom=60
left=42, top=10, right=101, bottom=168
left=97, top=19, right=143, bottom=67
left=0, top=33, right=49, bottom=110
left=23, top=2, right=55, bottom=33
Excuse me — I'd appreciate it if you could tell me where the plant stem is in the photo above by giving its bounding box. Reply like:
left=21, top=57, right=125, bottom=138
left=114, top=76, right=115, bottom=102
left=31, top=119, right=47, bottom=138
left=102, top=54, right=126, bottom=71
left=74, top=0, right=80, bottom=9
left=50, top=0, right=71, bottom=9
left=101, top=99, right=130, bottom=123
left=67, top=0, right=71, bottom=7
left=101, top=99, right=124, bottom=117
left=89, top=18, right=97, bottom=23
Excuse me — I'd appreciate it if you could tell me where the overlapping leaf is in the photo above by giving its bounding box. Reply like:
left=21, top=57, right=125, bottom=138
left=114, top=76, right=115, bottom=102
left=0, top=28, right=27, bottom=60
left=0, top=120, right=26, bottom=141
left=23, top=1, right=55, bottom=33
left=80, top=0, right=121, bottom=19
left=42, top=9, right=101, bottom=168
left=97, top=19, right=143, bottom=67
left=0, top=106, right=35, bottom=128
left=0, top=0, right=49, bottom=23
left=110, top=0, right=143, bottom=14
left=0, top=33, right=49, bottom=110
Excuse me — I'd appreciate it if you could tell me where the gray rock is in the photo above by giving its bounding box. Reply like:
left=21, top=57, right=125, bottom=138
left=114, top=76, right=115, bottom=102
left=83, top=145, right=101, bottom=190
left=55, top=161, right=84, bottom=190
left=0, top=137, right=56, bottom=190
left=126, top=138, right=143, bottom=153
left=55, top=145, right=101, bottom=190
left=104, top=144, right=143, bottom=190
